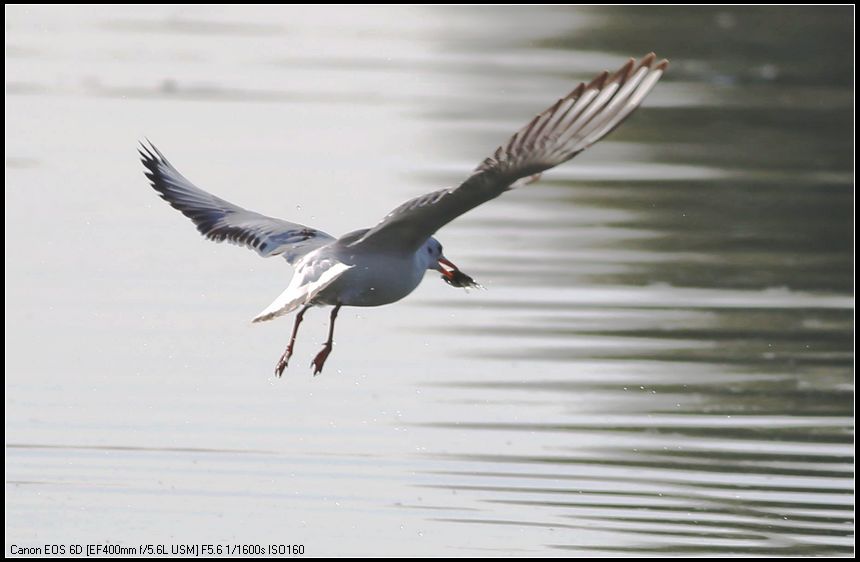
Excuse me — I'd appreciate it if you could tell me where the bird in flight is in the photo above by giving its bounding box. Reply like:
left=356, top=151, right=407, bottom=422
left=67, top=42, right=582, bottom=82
left=140, top=53, right=668, bottom=376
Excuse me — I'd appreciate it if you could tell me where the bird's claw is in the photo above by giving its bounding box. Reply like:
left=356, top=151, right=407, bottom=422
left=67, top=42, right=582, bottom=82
left=274, top=349, right=294, bottom=377
left=311, top=344, right=332, bottom=376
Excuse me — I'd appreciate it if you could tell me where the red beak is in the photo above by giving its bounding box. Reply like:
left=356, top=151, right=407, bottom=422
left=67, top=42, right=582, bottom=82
left=438, top=257, right=458, bottom=280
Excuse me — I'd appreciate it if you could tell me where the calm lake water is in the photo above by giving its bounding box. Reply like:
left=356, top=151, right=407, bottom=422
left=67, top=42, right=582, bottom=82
left=5, top=5, right=853, bottom=556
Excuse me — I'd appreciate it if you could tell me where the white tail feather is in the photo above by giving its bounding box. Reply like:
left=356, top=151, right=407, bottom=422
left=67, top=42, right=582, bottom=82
left=252, top=263, right=352, bottom=323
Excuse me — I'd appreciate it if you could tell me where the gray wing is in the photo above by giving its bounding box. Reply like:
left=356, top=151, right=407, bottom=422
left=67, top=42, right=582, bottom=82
left=139, top=141, right=335, bottom=264
left=350, top=53, right=668, bottom=252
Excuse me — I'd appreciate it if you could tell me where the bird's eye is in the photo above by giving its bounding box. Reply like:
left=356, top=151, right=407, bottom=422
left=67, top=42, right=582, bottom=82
left=427, top=247, right=432, bottom=254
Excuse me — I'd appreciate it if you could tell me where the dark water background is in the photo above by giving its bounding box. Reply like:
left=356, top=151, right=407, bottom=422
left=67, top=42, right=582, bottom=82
left=5, top=5, right=853, bottom=556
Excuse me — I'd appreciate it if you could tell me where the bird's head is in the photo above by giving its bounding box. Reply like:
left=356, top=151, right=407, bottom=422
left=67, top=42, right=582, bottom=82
left=420, top=237, right=482, bottom=290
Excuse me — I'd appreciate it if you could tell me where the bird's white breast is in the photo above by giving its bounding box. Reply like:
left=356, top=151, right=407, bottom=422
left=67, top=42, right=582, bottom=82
left=315, top=250, right=425, bottom=307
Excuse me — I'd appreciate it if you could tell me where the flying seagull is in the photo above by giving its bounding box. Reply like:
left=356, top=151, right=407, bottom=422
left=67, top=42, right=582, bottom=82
left=140, top=53, right=668, bottom=376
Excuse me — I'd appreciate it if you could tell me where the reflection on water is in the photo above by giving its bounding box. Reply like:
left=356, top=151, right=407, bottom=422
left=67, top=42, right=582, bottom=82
left=5, top=5, right=853, bottom=556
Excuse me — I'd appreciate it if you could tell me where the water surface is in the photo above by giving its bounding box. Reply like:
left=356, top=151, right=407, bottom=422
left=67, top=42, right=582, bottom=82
left=5, top=5, right=853, bottom=556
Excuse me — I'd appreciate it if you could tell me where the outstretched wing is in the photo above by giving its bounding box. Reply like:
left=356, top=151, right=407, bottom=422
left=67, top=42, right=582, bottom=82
left=139, top=141, right=335, bottom=264
left=350, top=53, right=668, bottom=252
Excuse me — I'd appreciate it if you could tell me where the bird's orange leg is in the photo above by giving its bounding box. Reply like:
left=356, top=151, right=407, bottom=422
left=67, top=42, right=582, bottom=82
left=275, top=304, right=311, bottom=377
left=311, top=304, right=341, bottom=376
